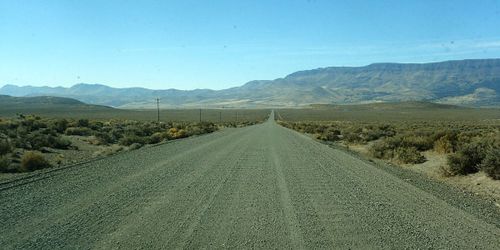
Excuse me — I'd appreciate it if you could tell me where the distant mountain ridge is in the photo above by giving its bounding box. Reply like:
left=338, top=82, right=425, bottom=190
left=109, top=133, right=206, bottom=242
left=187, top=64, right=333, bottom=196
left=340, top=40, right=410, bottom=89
left=2, top=58, right=499, bottom=108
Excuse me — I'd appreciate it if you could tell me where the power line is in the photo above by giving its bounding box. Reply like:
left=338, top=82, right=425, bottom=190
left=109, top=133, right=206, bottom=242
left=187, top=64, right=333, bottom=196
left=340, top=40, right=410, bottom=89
left=156, top=98, right=160, bottom=122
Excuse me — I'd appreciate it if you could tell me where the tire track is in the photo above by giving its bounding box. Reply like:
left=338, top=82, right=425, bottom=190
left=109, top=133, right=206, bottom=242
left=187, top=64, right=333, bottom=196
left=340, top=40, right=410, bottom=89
left=269, top=133, right=306, bottom=249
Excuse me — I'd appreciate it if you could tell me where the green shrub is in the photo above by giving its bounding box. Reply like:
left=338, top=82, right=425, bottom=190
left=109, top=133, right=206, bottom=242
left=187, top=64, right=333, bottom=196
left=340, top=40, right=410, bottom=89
left=370, top=136, right=427, bottom=164
left=25, top=132, right=71, bottom=150
left=401, top=135, right=434, bottom=151
left=303, top=124, right=320, bottom=134
left=149, top=132, right=164, bottom=144
left=119, top=135, right=147, bottom=146
left=77, top=119, right=90, bottom=127
left=25, top=132, right=50, bottom=150
left=481, top=148, right=500, bottom=180
left=129, top=143, right=143, bottom=150
left=197, top=122, right=217, bottom=134
left=20, top=151, right=52, bottom=172
left=320, top=128, right=341, bottom=141
left=359, top=124, right=395, bottom=142
left=370, top=137, right=401, bottom=159
left=50, top=136, right=72, bottom=149
left=0, top=155, right=13, bottom=173
left=343, top=132, right=361, bottom=143
left=65, top=127, right=92, bottom=136
left=50, top=119, right=69, bottom=133
left=0, top=139, right=12, bottom=155
left=446, top=143, right=487, bottom=176
left=108, top=128, right=124, bottom=142
left=94, top=132, right=114, bottom=145
left=394, top=147, right=426, bottom=164
left=89, top=121, right=104, bottom=130
left=20, top=115, right=46, bottom=132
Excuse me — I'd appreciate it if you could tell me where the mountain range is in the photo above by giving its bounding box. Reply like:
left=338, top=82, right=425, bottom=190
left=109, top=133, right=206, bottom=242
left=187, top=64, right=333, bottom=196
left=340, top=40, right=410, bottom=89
left=1, top=59, right=499, bottom=108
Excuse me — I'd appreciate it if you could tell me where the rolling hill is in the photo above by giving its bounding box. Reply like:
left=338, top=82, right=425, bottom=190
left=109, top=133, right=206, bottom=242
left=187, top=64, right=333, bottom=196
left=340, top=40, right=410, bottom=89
left=0, top=95, right=113, bottom=116
left=1, top=59, right=499, bottom=108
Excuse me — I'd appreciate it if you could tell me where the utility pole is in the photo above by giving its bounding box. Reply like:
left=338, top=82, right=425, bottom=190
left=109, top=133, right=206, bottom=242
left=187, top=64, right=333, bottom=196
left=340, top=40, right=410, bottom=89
left=199, top=108, right=202, bottom=123
left=156, top=98, right=160, bottom=122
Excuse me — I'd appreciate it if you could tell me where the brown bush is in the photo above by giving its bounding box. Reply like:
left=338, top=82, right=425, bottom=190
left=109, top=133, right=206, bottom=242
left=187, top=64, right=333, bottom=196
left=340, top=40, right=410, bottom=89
left=434, top=137, right=454, bottom=154
left=20, top=151, right=52, bottom=172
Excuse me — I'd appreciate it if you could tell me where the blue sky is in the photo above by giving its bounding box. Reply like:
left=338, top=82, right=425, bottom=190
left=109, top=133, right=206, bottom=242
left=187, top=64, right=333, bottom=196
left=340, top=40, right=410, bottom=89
left=1, top=0, right=500, bottom=90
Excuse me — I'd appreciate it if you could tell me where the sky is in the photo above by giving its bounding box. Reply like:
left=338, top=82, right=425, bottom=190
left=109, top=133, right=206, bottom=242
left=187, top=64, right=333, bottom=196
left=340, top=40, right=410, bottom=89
left=1, top=0, right=500, bottom=90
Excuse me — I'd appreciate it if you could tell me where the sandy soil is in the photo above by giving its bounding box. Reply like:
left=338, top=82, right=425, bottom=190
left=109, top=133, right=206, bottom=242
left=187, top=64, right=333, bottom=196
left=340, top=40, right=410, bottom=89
left=348, top=144, right=500, bottom=205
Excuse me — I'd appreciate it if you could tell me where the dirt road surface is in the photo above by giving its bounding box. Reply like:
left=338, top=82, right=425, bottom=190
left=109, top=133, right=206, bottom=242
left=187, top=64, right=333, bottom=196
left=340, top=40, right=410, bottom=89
left=1, top=113, right=499, bottom=249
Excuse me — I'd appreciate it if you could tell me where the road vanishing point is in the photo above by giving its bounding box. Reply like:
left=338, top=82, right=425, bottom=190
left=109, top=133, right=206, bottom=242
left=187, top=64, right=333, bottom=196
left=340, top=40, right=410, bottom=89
left=1, top=112, right=499, bottom=249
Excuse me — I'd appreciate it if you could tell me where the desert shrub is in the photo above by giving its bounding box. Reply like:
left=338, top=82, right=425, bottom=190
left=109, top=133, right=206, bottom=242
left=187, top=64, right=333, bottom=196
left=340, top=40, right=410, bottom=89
left=377, top=124, right=396, bottom=136
left=149, top=132, right=164, bottom=144
left=20, top=151, right=51, bottom=172
left=446, top=143, right=487, bottom=176
left=25, top=132, right=71, bottom=150
left=303, top=124, right=321, bottom=134
left=360, top=130, right=384, bottom=142
left=401, top=135, right=434, bottom=151
left=123, top=125, right=148, bottom=137
left=50, top=119, right=69, bottom=133
left=25, top=132, right=51, bottom=150
left=370, top=137, right=401, bottom=159
left=50, top=136, right=72, bottom=149
left=343, top=132, right=361, bottom=143
left=394, top=147, right=426, bottom=164
left=166, top=128, right=187, bottom=139
left=65, top=127, right=92, bottom=136
left=434, top=137, right=454, bottom=154
left=108, top=128, right=124, bottom=142
left=0, top=139, right=12, bottom=155
left=197, top=122, right=217, bottom=134
left=94, top=132, right=114, bottom=145
left=320, top=128, right=341, bottom=141
left=20, top=115, right=47, bottom=132
left=433, top=130, right=460, bottom=153
left=77, top=119, right=90, bottom=127
left=119, top=135, right=147, bottom=146
left=481, top=148, right=500, bottom=180
left=39, top=127, right=58, bottom=136
left=128, top=143, right=143, bottom=150
left=175, top=129, right=187, bottom=139
left=0, top=155, right=13, bottom=173
left=89, top=121, right=104, bottom=131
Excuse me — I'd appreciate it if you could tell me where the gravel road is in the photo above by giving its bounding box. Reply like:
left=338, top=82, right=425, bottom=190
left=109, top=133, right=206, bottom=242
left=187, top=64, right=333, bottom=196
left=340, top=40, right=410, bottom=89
left=1, top=113, right=499, bottom=249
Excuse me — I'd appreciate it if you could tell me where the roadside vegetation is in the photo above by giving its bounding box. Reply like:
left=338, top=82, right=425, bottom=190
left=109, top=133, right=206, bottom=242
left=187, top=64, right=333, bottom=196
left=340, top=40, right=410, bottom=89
left=278, top=116, right=500, bottom=181
left=0, top=114, right=262, bottom=173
